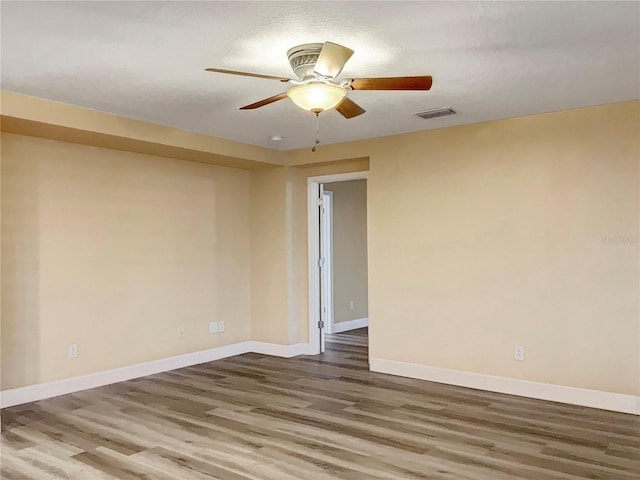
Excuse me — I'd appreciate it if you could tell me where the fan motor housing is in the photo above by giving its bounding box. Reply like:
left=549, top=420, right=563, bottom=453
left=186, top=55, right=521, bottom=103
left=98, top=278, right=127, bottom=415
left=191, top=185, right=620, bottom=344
left=287, top=43, right=323, bottom=79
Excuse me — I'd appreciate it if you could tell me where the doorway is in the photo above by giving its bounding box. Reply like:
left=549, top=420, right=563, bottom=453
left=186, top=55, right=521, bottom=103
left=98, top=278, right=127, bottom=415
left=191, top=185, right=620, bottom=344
left=307, top=171, right=369, bottom=355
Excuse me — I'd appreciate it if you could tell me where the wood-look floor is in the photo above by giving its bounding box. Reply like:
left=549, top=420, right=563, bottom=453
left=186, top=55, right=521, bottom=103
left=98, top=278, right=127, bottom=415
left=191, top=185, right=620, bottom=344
left=2, top=328, right=638, bottom=479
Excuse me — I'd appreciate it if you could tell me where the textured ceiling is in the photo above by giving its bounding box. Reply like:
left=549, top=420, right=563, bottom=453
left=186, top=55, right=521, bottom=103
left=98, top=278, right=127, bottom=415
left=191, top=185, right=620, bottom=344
left=2, top=1, right=639, bottom=151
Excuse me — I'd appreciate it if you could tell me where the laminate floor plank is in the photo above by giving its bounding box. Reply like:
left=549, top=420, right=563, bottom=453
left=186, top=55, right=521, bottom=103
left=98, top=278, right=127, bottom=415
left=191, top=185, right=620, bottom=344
left=2, top=328, right=638, bottom=479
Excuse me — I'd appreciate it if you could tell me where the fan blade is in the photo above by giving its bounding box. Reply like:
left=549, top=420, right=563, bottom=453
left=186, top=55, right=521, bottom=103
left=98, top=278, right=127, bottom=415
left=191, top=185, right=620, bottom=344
left=350, top=76, right=433, bottom=91
left=239, top=92, right=288, bottom=110
left=336, top=97, right=366, bottom=119
left=205, top=68, right=291, bottom=82
left=313, top=42, right=354, bottom=79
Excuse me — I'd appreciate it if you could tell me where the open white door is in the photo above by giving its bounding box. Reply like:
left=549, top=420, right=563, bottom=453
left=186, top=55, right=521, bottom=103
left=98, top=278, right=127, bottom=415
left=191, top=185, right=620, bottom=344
left=318, top=183, right=325, bottom=353
left=321, top=191, right=334, bottom=334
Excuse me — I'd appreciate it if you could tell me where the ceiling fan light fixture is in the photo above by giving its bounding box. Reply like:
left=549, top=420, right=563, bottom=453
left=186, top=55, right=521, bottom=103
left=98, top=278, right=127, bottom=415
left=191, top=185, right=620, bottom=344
left=287, top=83, right=346, bottom=113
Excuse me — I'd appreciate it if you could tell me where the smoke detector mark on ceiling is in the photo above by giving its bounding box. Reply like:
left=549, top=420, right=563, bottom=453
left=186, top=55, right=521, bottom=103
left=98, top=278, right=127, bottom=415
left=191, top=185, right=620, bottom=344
left=414, top=107, right=456, bottom=120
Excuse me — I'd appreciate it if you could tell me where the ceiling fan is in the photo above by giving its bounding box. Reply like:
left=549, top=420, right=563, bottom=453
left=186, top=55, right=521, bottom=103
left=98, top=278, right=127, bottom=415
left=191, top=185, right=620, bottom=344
left=205, top=41, right=433, bottom=119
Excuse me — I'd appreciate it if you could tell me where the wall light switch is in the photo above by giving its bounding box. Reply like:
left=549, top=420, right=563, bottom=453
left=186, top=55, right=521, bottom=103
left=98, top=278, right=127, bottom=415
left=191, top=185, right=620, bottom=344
left=514, top=345, right=525, bottom=361
left=218, top=321, right=225, bottom=332
left=68, top=343, right=78, bottom=359
left=209, top=321, right=219, bottom=334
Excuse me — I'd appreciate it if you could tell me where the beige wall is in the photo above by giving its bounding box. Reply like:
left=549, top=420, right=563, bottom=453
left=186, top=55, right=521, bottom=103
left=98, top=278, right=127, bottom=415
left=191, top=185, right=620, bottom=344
left=2, top=95, right=638, bottom=400
left=286, top=101, right=639, bottom=396
left=363, top=102, right=637, bottom=395
left=324, top=180, right=369, bottom=324
left=1, top=133, right=252, bottom=389
left=0, top=126, right=369, bottom=390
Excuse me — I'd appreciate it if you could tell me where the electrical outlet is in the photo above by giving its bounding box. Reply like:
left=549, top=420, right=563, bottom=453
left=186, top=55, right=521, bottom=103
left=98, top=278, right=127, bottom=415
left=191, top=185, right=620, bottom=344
left=178, top=326, right=185, bottom=339
left=514, top=345, right=525, bottom=361
left=349, top=300, right=355, bottom=310
left=68, top=343, right=78, bottom=359
left=218, top=321, right=225, bottom=332
left=209, top=321, right=219, bottom=334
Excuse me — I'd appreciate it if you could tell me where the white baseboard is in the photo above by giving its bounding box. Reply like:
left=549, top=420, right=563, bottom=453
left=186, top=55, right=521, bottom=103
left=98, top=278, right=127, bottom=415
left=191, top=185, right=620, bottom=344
left=250, top=342, right=309, bottom=358
left=9, top=346, right=634, bottom=415
left=370, top=357, right=640, bottom=415
left=331, top=317, right=369, bottom=334
left=1, top=340, right=310, bottom=409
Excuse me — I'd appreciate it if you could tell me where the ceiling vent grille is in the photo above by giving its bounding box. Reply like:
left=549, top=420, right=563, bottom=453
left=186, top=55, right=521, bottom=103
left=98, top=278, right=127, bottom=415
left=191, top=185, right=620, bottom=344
left=413, top=107, right=456, bottom=120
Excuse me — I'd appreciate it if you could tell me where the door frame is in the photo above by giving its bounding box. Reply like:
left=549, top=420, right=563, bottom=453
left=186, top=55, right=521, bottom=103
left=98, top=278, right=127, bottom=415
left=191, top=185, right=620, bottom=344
left=307, top=170, right=368, bottom=355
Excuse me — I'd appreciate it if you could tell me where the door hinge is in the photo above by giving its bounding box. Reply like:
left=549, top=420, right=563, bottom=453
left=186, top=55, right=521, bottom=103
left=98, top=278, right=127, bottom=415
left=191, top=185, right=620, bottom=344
left=317, top=258, right=326, bottom=268
left=317, top=198, right=324, bottom=206
left=318, top=320, right=325, bottom=329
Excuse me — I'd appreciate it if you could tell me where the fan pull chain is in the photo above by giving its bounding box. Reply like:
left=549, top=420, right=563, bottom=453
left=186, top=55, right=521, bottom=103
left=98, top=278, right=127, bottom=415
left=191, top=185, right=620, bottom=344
left=312, top=112, right=320, bottom=152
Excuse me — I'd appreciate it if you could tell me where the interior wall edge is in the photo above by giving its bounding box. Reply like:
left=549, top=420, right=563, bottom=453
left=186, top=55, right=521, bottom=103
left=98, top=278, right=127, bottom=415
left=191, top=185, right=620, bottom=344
left=0, top=91, right=283, bottom=167
left=288, top=156, right=370, bottom=168
left=0, top=120, right=281, bottom=170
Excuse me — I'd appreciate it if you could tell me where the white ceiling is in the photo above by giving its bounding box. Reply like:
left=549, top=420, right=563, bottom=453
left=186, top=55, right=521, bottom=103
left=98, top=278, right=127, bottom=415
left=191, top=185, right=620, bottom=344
left=2, top=1, right=639, bottom=151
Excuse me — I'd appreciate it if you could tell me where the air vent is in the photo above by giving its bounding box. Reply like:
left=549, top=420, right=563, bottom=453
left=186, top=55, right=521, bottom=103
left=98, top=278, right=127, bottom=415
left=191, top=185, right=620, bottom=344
left=414, top=107, right=456, bottom=120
